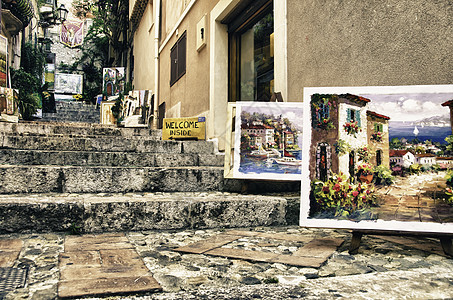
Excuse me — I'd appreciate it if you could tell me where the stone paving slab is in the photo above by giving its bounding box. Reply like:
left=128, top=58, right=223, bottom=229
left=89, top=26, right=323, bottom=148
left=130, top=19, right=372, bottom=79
left=175, top=230, right=343, bottom=268
left=58, top=233, right=162, bottom=298
left=173, top=234, right=242, bottom=254
left=58, top=276, right=162, bottom=299
left=0, top=239, right=22, bottom=268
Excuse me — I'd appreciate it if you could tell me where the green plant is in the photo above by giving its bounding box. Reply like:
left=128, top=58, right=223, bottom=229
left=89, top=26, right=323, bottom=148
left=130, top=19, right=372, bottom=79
left=334, top=139, right=350, bottom=155
left=311, top=171, right=375, bottom=218
left=10, top=42, right=45, bottom=120
left=111, top=94, right=124, bottom=123
left=409, top=163, right=421, bottom=174
left=373, top=165, right=394, bottom=186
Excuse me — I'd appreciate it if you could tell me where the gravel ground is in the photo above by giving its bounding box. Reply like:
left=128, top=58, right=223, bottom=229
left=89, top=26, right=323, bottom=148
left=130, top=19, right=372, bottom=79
left=1, top=226, right=453, bottom=299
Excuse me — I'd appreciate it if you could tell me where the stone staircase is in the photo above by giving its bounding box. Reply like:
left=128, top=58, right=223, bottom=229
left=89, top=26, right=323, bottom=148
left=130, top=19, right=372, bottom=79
left=0, top=121, right=300, bottom=233
left=41, top=101, right=100, bottom=123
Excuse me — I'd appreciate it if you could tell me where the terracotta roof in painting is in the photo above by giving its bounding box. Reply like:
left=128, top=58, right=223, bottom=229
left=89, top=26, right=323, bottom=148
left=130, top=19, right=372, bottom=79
left=437, top=157, right=453, bottom=160
left=340, top=93, right=371, bottom=104
left=442, top=100, right=453, bottom=107
left=389, top=150, right=412, bottom=157
left=367, top=110, right=390, bottom=120
left=416, top=153, right=436, bottom=158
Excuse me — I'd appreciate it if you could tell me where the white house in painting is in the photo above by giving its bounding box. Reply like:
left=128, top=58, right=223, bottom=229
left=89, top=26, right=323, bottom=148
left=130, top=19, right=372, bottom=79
left=415, top=153, right=437, bottom=166
left=389, top=150, right=416, bottom=168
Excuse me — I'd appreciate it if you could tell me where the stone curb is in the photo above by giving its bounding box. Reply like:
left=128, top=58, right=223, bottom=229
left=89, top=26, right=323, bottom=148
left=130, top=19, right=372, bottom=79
left=0, top=193, right=297, bottom=233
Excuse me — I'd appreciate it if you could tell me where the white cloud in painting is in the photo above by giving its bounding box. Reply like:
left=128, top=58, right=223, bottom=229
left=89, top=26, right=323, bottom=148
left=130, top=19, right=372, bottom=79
left=422, top=101, right=438, bottom=111
left=401, top=99, right=421, bottom=112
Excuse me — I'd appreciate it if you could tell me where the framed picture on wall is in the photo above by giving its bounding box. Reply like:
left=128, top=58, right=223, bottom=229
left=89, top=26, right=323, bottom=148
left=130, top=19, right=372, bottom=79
left=300, top=85, right=453, bottom=233
left=231, top=102, right=304, bottom=181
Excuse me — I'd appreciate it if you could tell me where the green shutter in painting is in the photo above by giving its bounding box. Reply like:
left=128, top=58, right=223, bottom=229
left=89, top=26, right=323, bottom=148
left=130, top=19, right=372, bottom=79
left=346, top=108, right=351, bottom=122
left=356, top=110, right=361, bottom=127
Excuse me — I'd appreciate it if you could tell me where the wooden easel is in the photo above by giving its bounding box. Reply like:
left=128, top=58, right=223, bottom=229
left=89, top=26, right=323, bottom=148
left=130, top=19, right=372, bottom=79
left=349, top=230, right=453, bottom=257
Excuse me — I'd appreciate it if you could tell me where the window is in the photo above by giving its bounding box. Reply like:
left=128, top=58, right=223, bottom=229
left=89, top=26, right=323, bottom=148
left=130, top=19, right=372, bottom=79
left=347, top=108, right=361, bottom=126
left=225, top=0, right=274, bottom=102
left=317, top=103, right=330, bottom=123
left=374, top=123, right=383, bottom=132
left=170, top=31, right=186, bottom=86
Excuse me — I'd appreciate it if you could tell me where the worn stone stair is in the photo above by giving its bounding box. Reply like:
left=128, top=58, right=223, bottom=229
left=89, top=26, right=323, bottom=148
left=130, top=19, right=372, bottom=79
left=41, top=101, right=100, bottom=123
left=0, top=121, right=300, bottom=233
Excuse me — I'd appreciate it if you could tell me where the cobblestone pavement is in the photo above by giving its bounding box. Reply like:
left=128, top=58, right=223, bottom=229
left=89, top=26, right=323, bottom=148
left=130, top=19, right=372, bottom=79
left=1, top=226, right=453, bottom=299
left=373, top=172, right=453, bottom=223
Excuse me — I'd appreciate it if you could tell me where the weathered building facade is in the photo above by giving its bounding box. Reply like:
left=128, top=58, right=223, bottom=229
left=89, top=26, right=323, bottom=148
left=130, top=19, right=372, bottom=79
left=129, top=0, right=453, bottom=149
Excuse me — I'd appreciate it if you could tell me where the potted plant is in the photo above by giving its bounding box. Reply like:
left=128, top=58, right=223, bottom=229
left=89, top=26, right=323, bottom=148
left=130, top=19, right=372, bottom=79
left=371, top=131, right=383, bottom=143
left=343, top=121, right=361, bottom=137
left=357, top=162, right=374, bottom=183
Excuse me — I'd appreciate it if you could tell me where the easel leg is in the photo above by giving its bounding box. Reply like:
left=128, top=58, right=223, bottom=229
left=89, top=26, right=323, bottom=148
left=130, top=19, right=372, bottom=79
left=440, top=238, right=453, bottom=257
left=349, top=231, right=363, bottom=255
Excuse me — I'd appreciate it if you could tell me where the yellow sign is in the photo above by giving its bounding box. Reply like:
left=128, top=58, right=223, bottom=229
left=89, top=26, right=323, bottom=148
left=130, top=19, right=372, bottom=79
left=162, top=117, right=206, bottom=140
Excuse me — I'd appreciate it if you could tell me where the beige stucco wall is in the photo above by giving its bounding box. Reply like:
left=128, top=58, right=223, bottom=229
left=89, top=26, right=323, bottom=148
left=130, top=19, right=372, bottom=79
left=158, top=0, right=218, bottom=118
left=132, top=2, right=155, bottom=90
left=287, top=0, right=453, bottom=102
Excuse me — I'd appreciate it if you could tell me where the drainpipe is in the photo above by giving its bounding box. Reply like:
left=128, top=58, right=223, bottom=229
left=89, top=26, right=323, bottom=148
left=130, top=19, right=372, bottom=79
left=152, top=0, right=160, bottom=129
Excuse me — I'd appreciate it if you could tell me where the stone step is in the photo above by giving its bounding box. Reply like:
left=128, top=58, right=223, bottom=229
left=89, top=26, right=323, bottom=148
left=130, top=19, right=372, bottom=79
left=0, top=192, right=298, bottom=233
left=0, top=149, right=224, bottom=167
left=0, top=136, right=213, bottom=153
left=0, top=165, right=230, bottom=194
left=0, top=122, right=159, bottom=138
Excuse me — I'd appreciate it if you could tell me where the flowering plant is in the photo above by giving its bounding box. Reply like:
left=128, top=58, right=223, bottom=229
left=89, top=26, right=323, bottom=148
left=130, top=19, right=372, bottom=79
left=343, top=121, right=360, bottom=136
left=311, top=172, right=375, bottom=217
left=357, top=146, right=370, bottom=162
left=73, top=94, right=83, bottom=101
left=371, top=131, right=383, bottom=142
left=357, top=162, right=373, bottom=175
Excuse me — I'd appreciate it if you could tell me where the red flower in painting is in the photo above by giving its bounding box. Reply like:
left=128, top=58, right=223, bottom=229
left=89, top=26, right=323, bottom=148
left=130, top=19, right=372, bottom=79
left=352, top=191, right=359, bottom=197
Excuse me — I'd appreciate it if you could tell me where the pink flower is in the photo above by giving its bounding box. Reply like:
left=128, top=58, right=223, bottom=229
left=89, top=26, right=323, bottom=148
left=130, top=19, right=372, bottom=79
left=352, top=191, right=359, bottom=197
left=362, top=195, right=366, bottom=200
left=334, top=184, right=341, bottom=192
left=366, top=190, right=371, bottom=194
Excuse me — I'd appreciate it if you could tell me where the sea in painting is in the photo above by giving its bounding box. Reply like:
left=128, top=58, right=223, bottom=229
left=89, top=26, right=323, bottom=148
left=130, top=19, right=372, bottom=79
left=237, top=103, right=303, bottom=177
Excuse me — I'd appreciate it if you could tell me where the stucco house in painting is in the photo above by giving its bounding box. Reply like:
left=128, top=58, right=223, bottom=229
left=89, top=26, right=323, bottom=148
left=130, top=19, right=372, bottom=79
left=389, top=150, right=416, bottom=168
left=241, top=124, right=274, bottom=148
left=366, top=111, right=390, bottom=168
left=310, top=94, right=373, bottom=181
left=415, top=153, right=437, bottom=166
left=437, top=157, right=453, bottom=169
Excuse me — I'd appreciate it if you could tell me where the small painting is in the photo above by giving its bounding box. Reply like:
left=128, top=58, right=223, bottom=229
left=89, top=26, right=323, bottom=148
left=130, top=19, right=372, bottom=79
left=300, top=85, right=453, bottom=233
left=233, top=102, right=303, bottom=181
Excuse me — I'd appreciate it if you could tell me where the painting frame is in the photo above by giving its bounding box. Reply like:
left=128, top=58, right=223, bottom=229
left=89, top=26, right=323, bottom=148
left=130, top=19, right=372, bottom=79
left=300, top=85, right=453, bottom=234
left=232, top=101, right=304, bottom=181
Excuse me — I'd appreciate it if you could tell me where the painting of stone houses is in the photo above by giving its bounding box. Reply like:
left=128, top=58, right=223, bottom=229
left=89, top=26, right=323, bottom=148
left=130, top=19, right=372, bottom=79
left=302, top=86, right=453, bottom=233
left=310, top=93, right=378, bottom=181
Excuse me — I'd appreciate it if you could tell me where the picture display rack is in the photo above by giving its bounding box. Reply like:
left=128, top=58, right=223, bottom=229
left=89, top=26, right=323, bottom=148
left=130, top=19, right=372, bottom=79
left=348, top=230, right=453, bottom=257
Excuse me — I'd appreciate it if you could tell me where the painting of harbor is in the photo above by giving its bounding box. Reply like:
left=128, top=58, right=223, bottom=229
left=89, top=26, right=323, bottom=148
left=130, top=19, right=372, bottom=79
left=300, top=85, right=453, bottom=233
left=233, top=102, right=303, bottom=180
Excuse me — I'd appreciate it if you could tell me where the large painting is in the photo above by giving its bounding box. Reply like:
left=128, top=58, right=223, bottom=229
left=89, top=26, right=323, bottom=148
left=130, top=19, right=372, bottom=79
left=102, top=67, right=124, bottom=97
left=55, top=73, right=83, bottom=94
left=0, top=35, right=7, bottom=88
left=233, top=102, right=303, bottom=181
left=301, top=85, right=453, bottom=233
